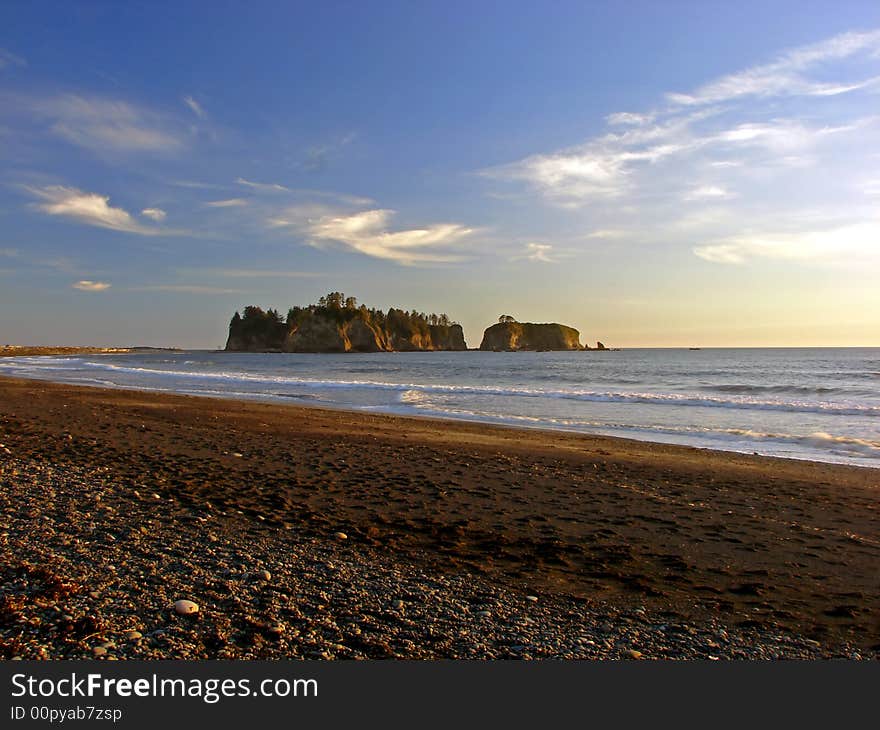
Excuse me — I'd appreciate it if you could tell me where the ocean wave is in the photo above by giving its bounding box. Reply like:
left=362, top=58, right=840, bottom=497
left=397, top=394, right=880, bottom=459
left=700, top=383, right=844, bottom=395
left=731, top=430, right=880, bottom=457
left=8, top=360, right=876, bottom=418
left=0, top=357, right=85, bottom=370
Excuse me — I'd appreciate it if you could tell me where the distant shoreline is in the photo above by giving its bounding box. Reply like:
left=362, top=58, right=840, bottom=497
left=0, top=346, right=180, bottom=357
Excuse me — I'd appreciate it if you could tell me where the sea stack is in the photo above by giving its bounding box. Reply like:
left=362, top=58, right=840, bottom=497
left=225, top=293, right=467, bottom=353
left=479, top=320, right=582, bottom=351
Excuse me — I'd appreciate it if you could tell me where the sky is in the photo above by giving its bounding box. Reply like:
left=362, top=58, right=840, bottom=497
left=1, top=0, right=880, bottom=348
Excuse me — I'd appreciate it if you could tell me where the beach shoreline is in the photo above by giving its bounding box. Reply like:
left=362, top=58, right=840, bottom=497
left=1, top=375, right=878, bottom=658
left=3, top=347, right=879, bottom=471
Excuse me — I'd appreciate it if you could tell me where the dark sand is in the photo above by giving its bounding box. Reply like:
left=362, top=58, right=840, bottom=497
left=1, top=376, right=878, bottom=650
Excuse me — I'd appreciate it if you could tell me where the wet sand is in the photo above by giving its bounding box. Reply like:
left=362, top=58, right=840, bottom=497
left=1, top=376, right=878, bottom=652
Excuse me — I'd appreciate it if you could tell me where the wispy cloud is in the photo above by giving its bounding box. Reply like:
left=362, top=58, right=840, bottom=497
left=667, top=29, right=880, bottom=106
left=483, top=28, right=880, bottom=272
left=188, top=268, right=323, bottom=278
left=236, top=177, right=291, bottom=193
left=72, top=280, right=111, bottom=291
left=303, top=132, right=356, bottom=172
left=12, top=94, right=184, bottom=153
left=204, top=198, right=249, bottom=208
left=182, top=95, right=206, bottom=119
left=694, top=222, right=880, bottom=264
left=485, top=30, right=880, bottom=208
left=130, top=284, right=246, bottom=294
left=266, top=202, right=338, bottom=229
left=141, top=207, right=167, bottom=221
left=482, top=110, right=714, bottom=206
left=513, top=242, right=556, bottom=263
left=484, top=112, right=860, bottom=206
left=25, top=185, right=166, bottom=235
left=0, top=248, right=82, bottom=274
left=235, top=177, right=372, bottom=206
left=295, top=208, right=474, bottom=265
left=684, top=185, right=733, bottom=201
left=0, top=48, right=26, bottom=70
left=607, top=112, right=655, bottom=126
left=586, top=229, right=627, bottom=239
left=483, top=147, right=630, bottom=204
left=171, top=180, right=227, bottom=190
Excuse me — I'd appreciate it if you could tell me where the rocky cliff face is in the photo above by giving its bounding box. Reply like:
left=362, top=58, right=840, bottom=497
left=426, top=324, right=467, bottom=351
left=479, top=322, right=582, bottom=351
left=281, top=320, right=466, bottom=352
left=224, top=321, right=287, bottom=352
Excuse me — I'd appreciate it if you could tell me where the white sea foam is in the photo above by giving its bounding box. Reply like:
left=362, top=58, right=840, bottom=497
left=398, top=393, right=880, bottom=459
left=3, top=357, right=878, bottom=417
left=5, top=361, right=860, bottom=417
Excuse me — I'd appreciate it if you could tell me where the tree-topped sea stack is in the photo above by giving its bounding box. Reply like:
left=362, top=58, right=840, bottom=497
left=225, top=292, right=467, bottom=352
left=479, top=316, right=583, bottom=351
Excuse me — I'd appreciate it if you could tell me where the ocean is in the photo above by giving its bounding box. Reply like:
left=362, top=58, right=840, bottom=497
left=2, top=348, right=878, bottom=468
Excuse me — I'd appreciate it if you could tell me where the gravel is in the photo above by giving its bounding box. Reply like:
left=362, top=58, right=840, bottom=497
left=1, top=457, right=874, bottom=660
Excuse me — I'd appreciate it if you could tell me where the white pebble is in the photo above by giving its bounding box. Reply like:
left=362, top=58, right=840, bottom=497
left=173, top=599, right=199, bottom=616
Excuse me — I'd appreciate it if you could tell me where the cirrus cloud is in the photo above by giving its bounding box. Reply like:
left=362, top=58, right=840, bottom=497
left=72, top=280, right=111, bottom=291
left=667, top=29, right=880, bottom=106
left=5, top=93, right=185, bottom=154
left=25, top=185, right=167, bottom=235
left=512, top=242, right=557, bottom=263
left=141, top=207, right=167, bottom=221
left=0, top=48, right=26, bottom=70
left=483, top=27, right=880, bottom=274
left=204, top=198, right=248, bottom=208
left=306, top=209, right=475, bottom=264
left=485, top=29, right=880, bottom=208
left=182, top=95, right=206, bottom=119
left=694, top=222, right=880, bottom=264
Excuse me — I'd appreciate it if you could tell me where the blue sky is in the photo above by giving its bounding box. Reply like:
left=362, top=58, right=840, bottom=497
left=2, top=1, right=880, bottom=347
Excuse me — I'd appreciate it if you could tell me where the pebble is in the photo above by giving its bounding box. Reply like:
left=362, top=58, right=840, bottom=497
left=333, top=532, right=348, bottom=540
left=173, top=599, right=199, bottom=616
left=1, top=456, right=875, bottom=662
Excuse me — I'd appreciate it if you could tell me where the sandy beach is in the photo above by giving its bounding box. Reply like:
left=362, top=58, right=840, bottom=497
left=1, top=375, right=878, bottom=659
